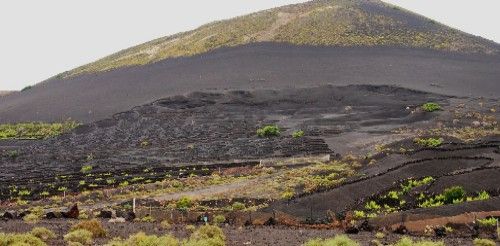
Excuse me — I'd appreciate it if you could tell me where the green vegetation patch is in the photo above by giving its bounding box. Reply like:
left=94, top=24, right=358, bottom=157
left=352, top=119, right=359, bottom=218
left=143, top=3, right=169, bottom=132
left=0, top=232, right=47, bottom=246
left=414, top=137, right=443, bottom=148
left=477, top=217, right=498, bottom=227
left=305, top=234, right=359, bottom=246
left=355, top=177, right=434, bottom=218
left=107, top=225, right=225, bottom=246
left=292, top=130, right=305, bottom=138
left=473, top=238, right=497, bottom=246
left=419, top=186, right=490, bottom=208
left=257, top=125, right=280, bottom=137
left=395, top=237, right=444, bottom=246
left=0, top=120, right=79, bottom=140
left=422, top=102, right=441, bottom=112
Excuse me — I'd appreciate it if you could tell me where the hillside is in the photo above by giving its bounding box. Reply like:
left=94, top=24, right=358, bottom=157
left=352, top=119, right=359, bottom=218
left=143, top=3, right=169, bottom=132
left=62, top=0, right=499, bottom=77
left=0, top=0, right=499, bottom=123
left=1, top=1, right=500, bottom=243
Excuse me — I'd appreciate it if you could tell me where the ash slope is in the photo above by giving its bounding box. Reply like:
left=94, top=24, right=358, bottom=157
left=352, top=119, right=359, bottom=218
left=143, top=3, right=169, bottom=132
left=0, top=85, right=447, bottom=196
left=1, top=45, right=499, bottom=123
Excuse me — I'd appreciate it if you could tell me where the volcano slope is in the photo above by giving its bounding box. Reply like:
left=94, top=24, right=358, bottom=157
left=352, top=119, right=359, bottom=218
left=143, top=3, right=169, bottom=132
left=0, top=85, right=450, bottom=200
left=1, top=0, right=500, bottom=123
left=0, top=85, right=498, bottom=244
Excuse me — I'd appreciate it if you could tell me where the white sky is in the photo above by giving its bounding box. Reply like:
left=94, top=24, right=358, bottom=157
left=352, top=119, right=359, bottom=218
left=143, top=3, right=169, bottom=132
left=0, top=0, right=499, bottom=91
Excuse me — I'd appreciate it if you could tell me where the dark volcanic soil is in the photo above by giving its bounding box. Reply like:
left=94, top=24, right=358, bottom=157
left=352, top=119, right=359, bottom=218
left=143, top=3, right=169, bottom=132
left=268, top=136, right=500, bottom=221
left=0, top=85, right=448, bottom=199
left=1, top=44, right=499, bottom=123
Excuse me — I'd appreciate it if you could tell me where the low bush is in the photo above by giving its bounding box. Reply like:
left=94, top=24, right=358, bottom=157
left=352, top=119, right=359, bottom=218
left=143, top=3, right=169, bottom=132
left=395, top=237, right=444, bottom=246
left=30, top=227, right=56, bottom=241
left=477, top=217, right=498, bottom=227
left=414, top=137, right=443, bottom=148
left=304, top=234, right=359, bottom=246
left=105, top=232, right=179, bottom=246
left=213, top=215, right=226, bottom=224
left=292, top=130, right=305, bottom=138
left=442, top=186, right=466, bottom=204
left=256, top=125, right=280, bottom=137
left=70, top=219, right=107, bottom=238
left=231, top=202, right=246, bottom=211
left=23, top=213, right=42, bottom=223
left=183, top=225, right=226, bottom=246
left=64, top=229, right=93, bottom=245
left=0, top=232, right=47, bottom=246
left=281, top=190, right=295, bottom=200
left=0, top=120, right=79, bottom=140
left=467, top=191, right=490, bottom=201
left=473, top=238, right=496, bottom=246
left=375, top=232, right=385, bottom=239
left=190, top=225, right=225, bottom=241
left=140, top=215, right=156, bottom=223
left=81, top=165, right=93, bottom=173
left=176, top=196, right=193, bottom=210
left=422, top=102, right=441, bottom=112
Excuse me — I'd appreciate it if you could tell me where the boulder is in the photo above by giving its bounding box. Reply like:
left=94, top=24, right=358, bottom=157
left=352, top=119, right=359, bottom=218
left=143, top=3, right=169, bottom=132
left=98, top=210, right=114, bottom=219
left=46, top=211, right=63, bottom=219
left=62, top=204, right=79, bottom=219
left=394, top=224, right=408, bottom=234
left=345, top=225, right=360, bottom=234
left=2, top=211, right=16, bottom=220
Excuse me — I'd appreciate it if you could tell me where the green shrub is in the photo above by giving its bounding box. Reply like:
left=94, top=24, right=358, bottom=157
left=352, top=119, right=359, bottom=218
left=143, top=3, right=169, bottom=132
left=231, top=202, right=246, bottom=211
left=140, top=215, right=156, bottom=223
left=64, top=229, right=93, bottom=245
left=105, top=232, right=179, bottom=246
left=442, top=186, right=466, bottom=204
left=292, top=130, right=305, bottom=138
left=473, top=238, right=496, bottom=246
left=422, top=102, right=441, bottom=112
left=281, top=190, right=295, bottom=200
left=467, top=191, right=490, bottom=202
left=401, top=177, right=434, bottom=193
left=30, top=227, right=56, bottom=241
left=0, top=120, right=79, bottom=140
left=213, top=215, right=226, bottom=224
left=304, top=234, right=359, bottom=246
left=0, top=232, right=47, bottom=246
left=181, top=225, right=226, bottom=246
left=70, top=219, right=107, bottom=238
left=176, top=196, right=193, bottom=210
left=256, top=125, right=280, bottom=137
left=23, top=213, right=41, bottom=223
left=375, top=232, right=385, bottom=239
left=365, top=201, right=381, bottom=211
left=81, top=165, right=93, bottom=173
left=395, top=237, right=444, bottom=246
left=414, top=137, right=443, bottom=148
left=477, top=217, right=498, bottom=227
left=190, top=225, right=225, bottom=242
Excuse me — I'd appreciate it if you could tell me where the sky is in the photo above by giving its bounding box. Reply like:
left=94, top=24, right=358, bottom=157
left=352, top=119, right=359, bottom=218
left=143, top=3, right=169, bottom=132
left=0, top=0, right=499, bottom=91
